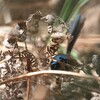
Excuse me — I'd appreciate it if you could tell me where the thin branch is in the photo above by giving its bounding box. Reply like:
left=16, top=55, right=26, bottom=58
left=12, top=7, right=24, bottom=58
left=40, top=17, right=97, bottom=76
left=25, top=41, right=28, bottom=51
left=0, top=70, right=100, bottom=85
left=26, top=78, right=31, bottom=100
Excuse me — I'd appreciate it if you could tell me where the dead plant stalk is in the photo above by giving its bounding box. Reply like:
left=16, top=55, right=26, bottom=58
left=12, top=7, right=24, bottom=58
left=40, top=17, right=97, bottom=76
left=0, top=70, right=100, bottom=86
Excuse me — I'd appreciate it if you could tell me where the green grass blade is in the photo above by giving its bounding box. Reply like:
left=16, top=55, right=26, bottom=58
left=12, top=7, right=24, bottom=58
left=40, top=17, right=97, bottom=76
left=62, top=0, right=78, bottom=21
left=68, top=0, right=89, bottom=20
left=59, top=0, right=89, bottom=21
left=59, top=0, right=69, bottom=18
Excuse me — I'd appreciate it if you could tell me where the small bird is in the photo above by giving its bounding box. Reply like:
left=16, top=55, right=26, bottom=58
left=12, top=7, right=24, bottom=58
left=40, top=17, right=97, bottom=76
left=50, top=14, right=85, bottom=70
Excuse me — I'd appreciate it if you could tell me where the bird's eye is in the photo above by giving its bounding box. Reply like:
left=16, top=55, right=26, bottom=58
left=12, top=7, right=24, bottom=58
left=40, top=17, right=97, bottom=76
left=59, top=57, right=62, bottom=59
left=59, top=57, right=63, bottom=61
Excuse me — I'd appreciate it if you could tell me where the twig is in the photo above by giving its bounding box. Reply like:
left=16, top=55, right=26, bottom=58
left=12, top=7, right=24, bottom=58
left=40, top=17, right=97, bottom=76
left=0, top=70, right=100, bottom=85
left=25, top=41, right=28, bottom=51
left=26, top=78, right=31, bottom=100
left=15, top=41, right=22, bottom=62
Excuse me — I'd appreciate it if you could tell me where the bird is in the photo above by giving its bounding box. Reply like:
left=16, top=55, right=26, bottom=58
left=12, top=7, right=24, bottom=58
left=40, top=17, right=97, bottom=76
left=50, top=14, right=85, bottom=70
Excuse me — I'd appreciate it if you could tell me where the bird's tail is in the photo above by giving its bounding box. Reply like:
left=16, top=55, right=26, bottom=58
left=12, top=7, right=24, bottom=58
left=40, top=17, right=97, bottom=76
left=67, top=14, right=85, bottom=56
